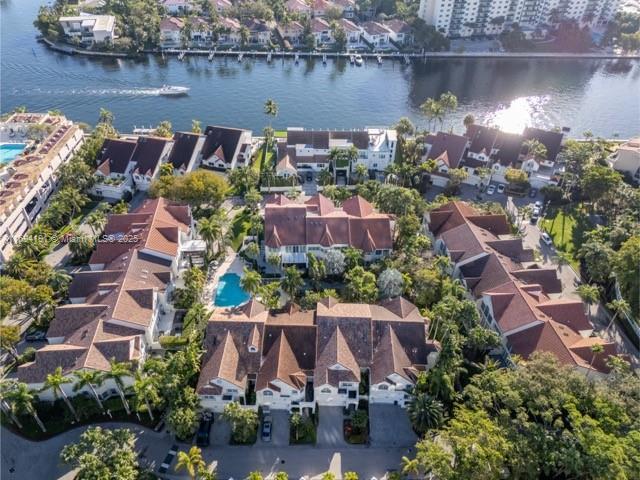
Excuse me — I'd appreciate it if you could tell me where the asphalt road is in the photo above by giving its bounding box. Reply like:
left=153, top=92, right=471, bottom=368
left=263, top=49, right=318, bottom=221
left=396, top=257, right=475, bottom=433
left=1, top=423, right=413, bottom=480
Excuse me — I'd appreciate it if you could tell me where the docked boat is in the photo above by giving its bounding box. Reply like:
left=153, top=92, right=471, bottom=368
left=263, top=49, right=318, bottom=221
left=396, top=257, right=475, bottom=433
left=354, top=54, right=363, bottom=66
left=349, top=54, right=355, bottom=64
left=158, top=85, right=189, bottom=96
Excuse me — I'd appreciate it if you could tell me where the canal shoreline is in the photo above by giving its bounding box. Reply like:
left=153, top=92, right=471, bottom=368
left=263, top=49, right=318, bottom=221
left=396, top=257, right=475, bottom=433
left=39, top=37, right=640, bottom=62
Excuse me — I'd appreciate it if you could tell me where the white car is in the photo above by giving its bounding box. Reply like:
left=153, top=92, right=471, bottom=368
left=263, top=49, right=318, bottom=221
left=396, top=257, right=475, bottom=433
left=541, top=232, right=553, bottom=246
left=486, top=185, right=496, bottom=195
left=497, top=184, right=506, bottom=193
left=534, top=200, right=543, bottom=209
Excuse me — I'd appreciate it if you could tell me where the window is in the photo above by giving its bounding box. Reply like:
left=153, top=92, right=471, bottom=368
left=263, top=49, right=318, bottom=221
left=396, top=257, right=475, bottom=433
left=321, top=387, right=331, bottom=394
left=338, top=388, right=347, bottom=395
left=263, top=390, right=273, bottom=396
left=222, top=395, right=232, bottom=401
left=378, top=384, right=389, bottom=390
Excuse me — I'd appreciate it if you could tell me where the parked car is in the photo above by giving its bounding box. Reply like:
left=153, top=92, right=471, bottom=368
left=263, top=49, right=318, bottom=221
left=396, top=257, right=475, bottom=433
left=530, top=210, right=540, bottom=224
left=534, top=200, right=543, bottom=209
left=306, top=173, right=313, bottom=182
left=25, top=329, right=46, bottom=342
left=497, top=184, right=506, bottom=193
left=261, top=414, right=272, bottom=442
left=529, top=188, right=538, bottom=198
left=541, top=232, right=553, bottom=246
left=486, top=185, right=496, bottom=195
left=158, top=445, right=179, bottom=474
left=196, top=414, right=213, bottom=447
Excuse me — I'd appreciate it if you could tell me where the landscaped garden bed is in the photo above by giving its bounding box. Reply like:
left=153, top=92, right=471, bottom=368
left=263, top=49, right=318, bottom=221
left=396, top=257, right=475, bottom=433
left=289, top=411, right=317, bottom=445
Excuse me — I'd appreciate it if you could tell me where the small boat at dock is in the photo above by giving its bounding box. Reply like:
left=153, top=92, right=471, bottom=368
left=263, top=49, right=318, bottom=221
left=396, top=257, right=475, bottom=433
left=178, top=51, right=186, bottom=61
left=349, top=54, right=355, bottom=64
left=354, top=54, right=363, bottom=66
left=237, top=53, right=244, bottom=62
left=267, top=52, right=272, bottom=63
left=322, top=54, right=327, bottom=64
left=208, top=50, right=214, bottom=61
left=377, top=55, right=382, bottom=65
left=294, top=53, right=299, bottom=64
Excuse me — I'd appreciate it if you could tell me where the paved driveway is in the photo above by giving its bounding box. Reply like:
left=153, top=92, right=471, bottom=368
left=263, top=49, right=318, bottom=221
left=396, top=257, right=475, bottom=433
left=211, top=414, right=231, bottom=446
left=369, top=404, right=417, bottom=448
left=256, top=410, right=290, bottom=447
left=316, top=406, right=347, bottom=447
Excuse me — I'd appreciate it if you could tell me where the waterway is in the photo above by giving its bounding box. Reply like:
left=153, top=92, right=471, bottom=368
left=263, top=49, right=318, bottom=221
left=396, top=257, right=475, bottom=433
left=1, top=0, right=639, bottom=137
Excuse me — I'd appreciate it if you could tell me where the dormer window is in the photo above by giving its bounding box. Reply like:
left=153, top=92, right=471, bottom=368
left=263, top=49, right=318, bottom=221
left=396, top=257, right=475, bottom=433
left=378, top=384, right=389, bottom=390
left=248, top=345, right=258, bottom=353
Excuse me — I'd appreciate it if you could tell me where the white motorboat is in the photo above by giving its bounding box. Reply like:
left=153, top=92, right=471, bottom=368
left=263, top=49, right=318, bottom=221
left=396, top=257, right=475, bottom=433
left=158, top=85, right=189, bottom=96
left=354, top=54, right=363, bottom=66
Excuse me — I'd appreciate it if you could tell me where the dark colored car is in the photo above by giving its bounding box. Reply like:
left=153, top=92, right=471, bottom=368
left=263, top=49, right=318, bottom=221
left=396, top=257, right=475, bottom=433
left=529, top=188, right=538, bottom=198
left=306, top=173, right=313, bottom=182
left=196, top=415, right=213, bottom=447
left=158, top=445, right=178, bottom=474
left=261, top=415, right=272, bottom=442
left=25, top=329, right=46, bottom=342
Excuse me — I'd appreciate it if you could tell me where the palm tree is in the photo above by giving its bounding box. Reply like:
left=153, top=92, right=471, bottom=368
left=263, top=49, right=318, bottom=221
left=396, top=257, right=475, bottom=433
left=586, top=343, right=605, bottom=379
left=68, top=230, right=95, bottom=260
left=192, top=119, right=202, bottom=134
left=317, top=168, right=334, bottom=186
left=86, top=210, right=107, bottom=236
left=57, top=187, right=87, bottom=219
left=264, top=99, right=278, bottom=127
left=3, top=382, right=47, bottom=432
left=407, top=392, right=444, bottom=433
left=0, top=381, right=24, bottom=429
left=104, top=360, right=132, bottom=415
left=290, top=412, right=303, bottom=440
left=3, top=253, right=37, bottom=277
left=175, top=446, right=207, bottom=480
left=576, top=284, right=599, bottom=323
left=401, top=455, right=420, bottom=476
left=98, top=108, right=114, bottom=125
left=523, top=139, right=548, bottom=162
left=48, top=268, right=73, bottom=298
left=354, top=163, right=368, bottom=183
left=281, top=266, right=303, bottom=301
left=247, top=472, right=263, bottom=480
left=73, top=370, right=106, bottom=413
left=133, top=371, right=159, bottom=421
left=160, top=163, right=174, bottom=177
left=42, top=367, right=79, bottom=422
left=605, top=299, right=630, bottom=335
left=240, top=268, right=262, bottom=297
left=198, top=215, right=224, bottom=258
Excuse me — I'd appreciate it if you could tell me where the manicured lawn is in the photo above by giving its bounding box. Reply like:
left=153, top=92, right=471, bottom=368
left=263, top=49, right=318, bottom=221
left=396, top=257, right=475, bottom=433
left=229, top=208, right=252, bottom=251
left=274, top=130, right=287, bottom=138
left=250, top=148, right=275, bottom=177
left=540, top=205, right=592, bottom=270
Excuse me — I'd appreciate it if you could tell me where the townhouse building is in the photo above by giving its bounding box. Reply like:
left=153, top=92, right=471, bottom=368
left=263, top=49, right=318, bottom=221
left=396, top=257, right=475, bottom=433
left=18, top=198, right=198, bottom=400
left=197, top=297, right=440, bottom=413
left=167, top=131, right=205, bottom=175
left=418, top=0, right=620, bottom=38
left=0, top=113, right=84, bottom=264
left=218, top=16, right=243, bottom=45
left=162, top=0, right=197, bottom=15
left=199, top=125, right=253, bottom=171
left=90, top=136, right=173, bottom=199
left=264, top=193, right=394, bottom=266
left=278, top=21, right=306, bottom=47
left=425, top=201, right=618, bottom=376
left=275, top=127, right=397, bottom=179
left=286, top=0, right=313, bottom=18
left=59, top=14, right=116, bottom=45
left=424, top=124, right=564, bottom=189
left=160, top=16, right=185, bottom=48
left=608, top=137, right=640, bottom=184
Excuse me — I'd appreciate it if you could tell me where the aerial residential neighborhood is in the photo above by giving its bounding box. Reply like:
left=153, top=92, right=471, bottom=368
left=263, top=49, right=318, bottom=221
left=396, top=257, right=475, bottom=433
left=1, top=0, right=640, bottom=479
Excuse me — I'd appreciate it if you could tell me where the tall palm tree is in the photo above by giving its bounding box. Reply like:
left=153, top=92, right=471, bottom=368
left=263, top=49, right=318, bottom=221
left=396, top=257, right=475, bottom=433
left=3, top=253, right=37, bottom=278
left=281, top=266, right=303, bottom=301
left=85, top=210, right=107, bottom=236
left=98, top=108, right=114, bottom=125
left=42, top=367, right=79, bottom=422
left=57, top=187, right=87, bottom=220
left=175, top=446, right=206, bottom=480
left=104, top=360, right=132, bottom=415
left=0, top=381, right=24, bottom=429
left=576, top=284, right=599, bottom=323
left=264, top=99, right=278, bottom=127
left=198, top=215, right=224, bottom=258
left=133, top=371, right=159, bottom=421
left=407, top=392, right=444, bottom=433
left=605, top=299, right=630, bottom=335
left=3, top=381, right=47, bottom=432
left=586, top=344, right=605, bottom=379
left=48, top=269, right=73, bottom=298
left=73, top=370, right=106, bottom=413
left=240, top=268, right=262, bottom=297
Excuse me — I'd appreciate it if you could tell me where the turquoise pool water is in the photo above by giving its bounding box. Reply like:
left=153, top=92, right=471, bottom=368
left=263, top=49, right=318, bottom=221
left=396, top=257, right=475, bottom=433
left=0, top=143, right=26, bottom=166
left=214, top=273, right=250, bottom=307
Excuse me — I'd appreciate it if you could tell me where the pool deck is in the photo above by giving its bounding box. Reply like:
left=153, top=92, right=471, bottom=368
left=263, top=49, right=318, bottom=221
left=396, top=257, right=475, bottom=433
left=204, top=248, right=246, bottom=305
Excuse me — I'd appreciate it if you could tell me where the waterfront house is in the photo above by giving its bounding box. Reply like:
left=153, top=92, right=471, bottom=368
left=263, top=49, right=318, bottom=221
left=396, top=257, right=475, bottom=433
left=264, top=193, right=394, bottom=266
left=167, top=131, right=205, bottom=175
left=190, top=17, right=214, bottom=46
left=244, top=18, right=273, bottom=45
left=0, top=113, right=84, bottom=264
left=199, top=125, right=253, bottom=171
left=424, top=201, right=617, bottom=376
left=423, top=131, right=469, bottom=187
left=18, top=198, right=196, bottom=400
left=286, top=0, right=313, bottom=17
left=274, top=127, right=397, bottom=179
left=90, top=138, right=138, bottom=200
left=338, top=18, right=363, bottom=46
left=197, top=297, right=439, bottom=413
left=608, top=137, right=640, bottom=184
left=310, top=17, right=333, bottom=45
left=159, top=16, right=185, bottom=48
left=382, top=19, right=413, bottom=45
left=217, top=16, right=242, bottom=45
left=332, top=0, right=357, bottom=19
left=131, top=136, right=174, bottom=191
left=361, top=21, right=394, bottom=49
left=278, top=20, right=306, bottom=47
left=59, top=14, right=116, bottom=46
left=312, top=0, right=335, bottom=18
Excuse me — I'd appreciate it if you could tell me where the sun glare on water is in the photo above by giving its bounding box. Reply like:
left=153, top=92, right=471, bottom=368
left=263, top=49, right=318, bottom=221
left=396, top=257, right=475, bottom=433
left=484, top=96, right=551, bottom=133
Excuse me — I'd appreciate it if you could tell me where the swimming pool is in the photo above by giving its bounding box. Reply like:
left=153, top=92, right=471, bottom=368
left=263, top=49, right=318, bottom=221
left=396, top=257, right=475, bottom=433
left=0, top=143, right=26, bottom=166
left=214, top=273, right=250, bottom=307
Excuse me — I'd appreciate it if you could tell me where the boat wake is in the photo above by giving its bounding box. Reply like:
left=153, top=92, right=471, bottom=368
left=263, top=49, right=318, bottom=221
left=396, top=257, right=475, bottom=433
left=11, top=87, right=185, bottom=97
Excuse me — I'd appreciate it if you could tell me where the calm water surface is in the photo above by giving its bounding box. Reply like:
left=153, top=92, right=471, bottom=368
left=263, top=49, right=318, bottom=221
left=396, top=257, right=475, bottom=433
left=2, top=0, right=639, bottom=136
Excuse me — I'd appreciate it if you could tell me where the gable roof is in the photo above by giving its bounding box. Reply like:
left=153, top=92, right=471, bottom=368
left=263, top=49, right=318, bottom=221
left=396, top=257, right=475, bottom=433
left=167, top=131, right=200, bottom=171
left=256, top=331, right=306, bottom=390
left=371, top=325, right=414, bottom=384
left=201, top=125, right=247, bottom=164
left=523, top=127, right=563, bottom=162
left=131, top=136, right=171, bottom=176
left=96, top=138, right=137, bottom=176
